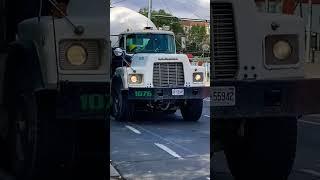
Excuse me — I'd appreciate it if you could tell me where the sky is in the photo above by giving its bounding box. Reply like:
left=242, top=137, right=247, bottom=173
left=110, top=0, right=210, bottom=20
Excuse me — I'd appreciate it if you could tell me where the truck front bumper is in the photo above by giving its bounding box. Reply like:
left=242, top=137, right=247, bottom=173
left=213, top=79, right=320, bottom=118
left=55, top=81, right=110, bottom=120
left=127, top=87, right=210, bottom=101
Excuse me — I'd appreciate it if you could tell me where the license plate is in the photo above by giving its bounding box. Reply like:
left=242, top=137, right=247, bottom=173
left=212, top=86, right=235, bottom=106
left=172, top=89, right=184, bottom=96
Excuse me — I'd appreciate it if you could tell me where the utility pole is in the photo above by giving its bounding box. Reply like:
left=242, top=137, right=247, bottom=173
left=148, top=0, right=152, bottom=20
left=265, top=0, right=269, bottom=12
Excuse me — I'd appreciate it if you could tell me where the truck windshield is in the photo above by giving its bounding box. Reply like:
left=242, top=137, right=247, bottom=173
left=125, top=34, right=176, bottom=54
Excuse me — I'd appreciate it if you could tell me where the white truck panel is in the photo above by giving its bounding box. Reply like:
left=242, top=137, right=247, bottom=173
left=116, top=54, right=207, bottom=89
left=110, top=7, right=157, bottom=47
left=215, top=0, right=305, bottom=80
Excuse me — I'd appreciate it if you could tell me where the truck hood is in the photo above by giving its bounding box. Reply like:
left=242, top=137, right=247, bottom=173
left=130, top=53, right=190, bottom=67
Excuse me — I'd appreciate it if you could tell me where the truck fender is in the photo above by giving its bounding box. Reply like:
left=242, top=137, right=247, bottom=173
left=114, top=67, right=129, bottom=90
left=3, top=40, right=44, bottom=105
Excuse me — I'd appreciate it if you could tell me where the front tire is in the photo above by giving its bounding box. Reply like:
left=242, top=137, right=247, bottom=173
left=112, top=88, right=134, bottom=121
left=223, top=117, right=297, bottom=180
left=7, top=93, right=54, bottom=180
left=180, top=99, right=203, bottom=121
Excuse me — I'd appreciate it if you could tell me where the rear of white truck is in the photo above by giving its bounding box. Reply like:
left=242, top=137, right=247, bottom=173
left=211, top=0, right=320, bottom=179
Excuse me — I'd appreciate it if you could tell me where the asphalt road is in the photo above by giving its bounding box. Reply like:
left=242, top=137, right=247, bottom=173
left=110, top=98, right=210, bottom=180
left=212, top=115, right=320, bottom=180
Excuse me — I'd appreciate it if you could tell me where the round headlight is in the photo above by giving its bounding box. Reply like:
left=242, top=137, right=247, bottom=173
left=195, top=74, right=202, bottom=81
left=273, top=41, right=292, bottom=60
left=66, top=45, right=87, bottom=65
left=130, top=75, right=138, bottom=83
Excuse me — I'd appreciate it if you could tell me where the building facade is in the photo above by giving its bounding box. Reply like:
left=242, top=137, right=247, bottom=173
left=180, top=20, right=210, bottom=35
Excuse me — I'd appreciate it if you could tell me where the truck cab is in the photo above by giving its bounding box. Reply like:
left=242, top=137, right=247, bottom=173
left=111, top=26, right=209, bottom=121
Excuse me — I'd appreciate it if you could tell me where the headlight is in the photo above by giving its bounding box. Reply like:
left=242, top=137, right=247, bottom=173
left=193, top=73, right=204, bottom=82
left=129, top=74, right=143, bottom=84
left=265, top=35, right=299, bottom=67
left=273, top=40, right=292, bottom=60
left=66, top=45, right=87, bottom=65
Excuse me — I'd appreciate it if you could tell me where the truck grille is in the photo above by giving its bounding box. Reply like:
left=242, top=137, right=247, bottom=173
left=153, top=62, right=184, bottom=87
left=212, top=2, right=239, bottom=80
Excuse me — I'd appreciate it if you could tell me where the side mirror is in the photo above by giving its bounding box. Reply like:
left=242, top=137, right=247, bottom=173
left=113, top=47, right=125, bottom=57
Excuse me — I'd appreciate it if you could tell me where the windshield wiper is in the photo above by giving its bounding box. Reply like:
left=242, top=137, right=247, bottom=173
left=156, top=49, right=170, bottom=53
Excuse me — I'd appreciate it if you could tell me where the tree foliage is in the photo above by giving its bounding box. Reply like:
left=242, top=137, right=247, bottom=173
left=138, top=8, right=183, bottom=35
left=187, top=25, right=209, bottom=52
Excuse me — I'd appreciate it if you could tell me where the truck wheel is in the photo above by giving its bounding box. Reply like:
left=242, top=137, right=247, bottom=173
left=8, top=93, right=52, bottom=180
left=223, top=117, right=297, bottom=180
left=112, top=88, right=134, bottom=121
left=165, top=110, right=177, bottom=115
left=180, top=99, right=203, bottom=121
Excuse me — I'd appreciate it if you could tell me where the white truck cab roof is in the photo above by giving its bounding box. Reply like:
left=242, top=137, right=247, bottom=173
left=120, top=29, right=174, bottom=36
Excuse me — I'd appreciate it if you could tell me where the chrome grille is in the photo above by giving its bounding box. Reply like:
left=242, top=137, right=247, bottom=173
left=59, top=40, right=100, bottom=70
left=153, top=62, right=184, bottom=87
left=212, top=2, right=239, bottom=79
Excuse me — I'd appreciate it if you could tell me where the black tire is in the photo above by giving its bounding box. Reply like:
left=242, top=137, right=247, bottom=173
left=7, top=93, right=55, bottom=180
left=223, top=117, right=297, bottom=180
left=112, top=87, right=134, bottom=121
left=180, top=99, right=203, bottom=121
left=4, top=42, right=56, bottom=179
left=164, top=110, right=177, bottom=115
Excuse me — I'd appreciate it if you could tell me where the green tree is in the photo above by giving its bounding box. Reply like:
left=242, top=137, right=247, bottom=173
left=187, top=25, right=208, bottom=52
left=138, top=8, right=184, bottom=35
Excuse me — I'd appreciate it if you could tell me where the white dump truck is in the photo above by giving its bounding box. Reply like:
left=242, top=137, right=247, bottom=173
left=212, top=0, right=320, bottom=179
left=110, top=7, right=209, bottom=121
left=0, top=0, right=110, bottom=179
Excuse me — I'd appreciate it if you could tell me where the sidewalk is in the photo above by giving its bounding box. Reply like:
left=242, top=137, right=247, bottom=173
left=110, top=162, right=122, bottom=180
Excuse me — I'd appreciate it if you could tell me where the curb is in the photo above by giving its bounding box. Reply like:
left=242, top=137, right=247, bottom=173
left=110, top=161, right=123, bottom=180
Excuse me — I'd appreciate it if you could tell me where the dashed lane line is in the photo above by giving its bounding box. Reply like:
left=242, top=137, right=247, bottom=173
left=154, top=143, right=184, bottom=160
left=298, top=169, right=320, bottom=177
left=130, top=123, right=199, bottom=156
left=299, top=120, right=320, bottom=126
left=125, top=125, right=142, bottom=134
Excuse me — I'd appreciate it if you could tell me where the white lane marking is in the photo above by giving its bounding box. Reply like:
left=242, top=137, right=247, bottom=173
left=154, top=143, right=184, bottom=160
left=204, top=115, right=210, bottom=118
left=299, top=120, right=320, bottom=126
left=130, top=123, right=199, bottom=156
left=125, top=125, right=141, bottom=134
left=299, top=169, right=320, bottom=177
